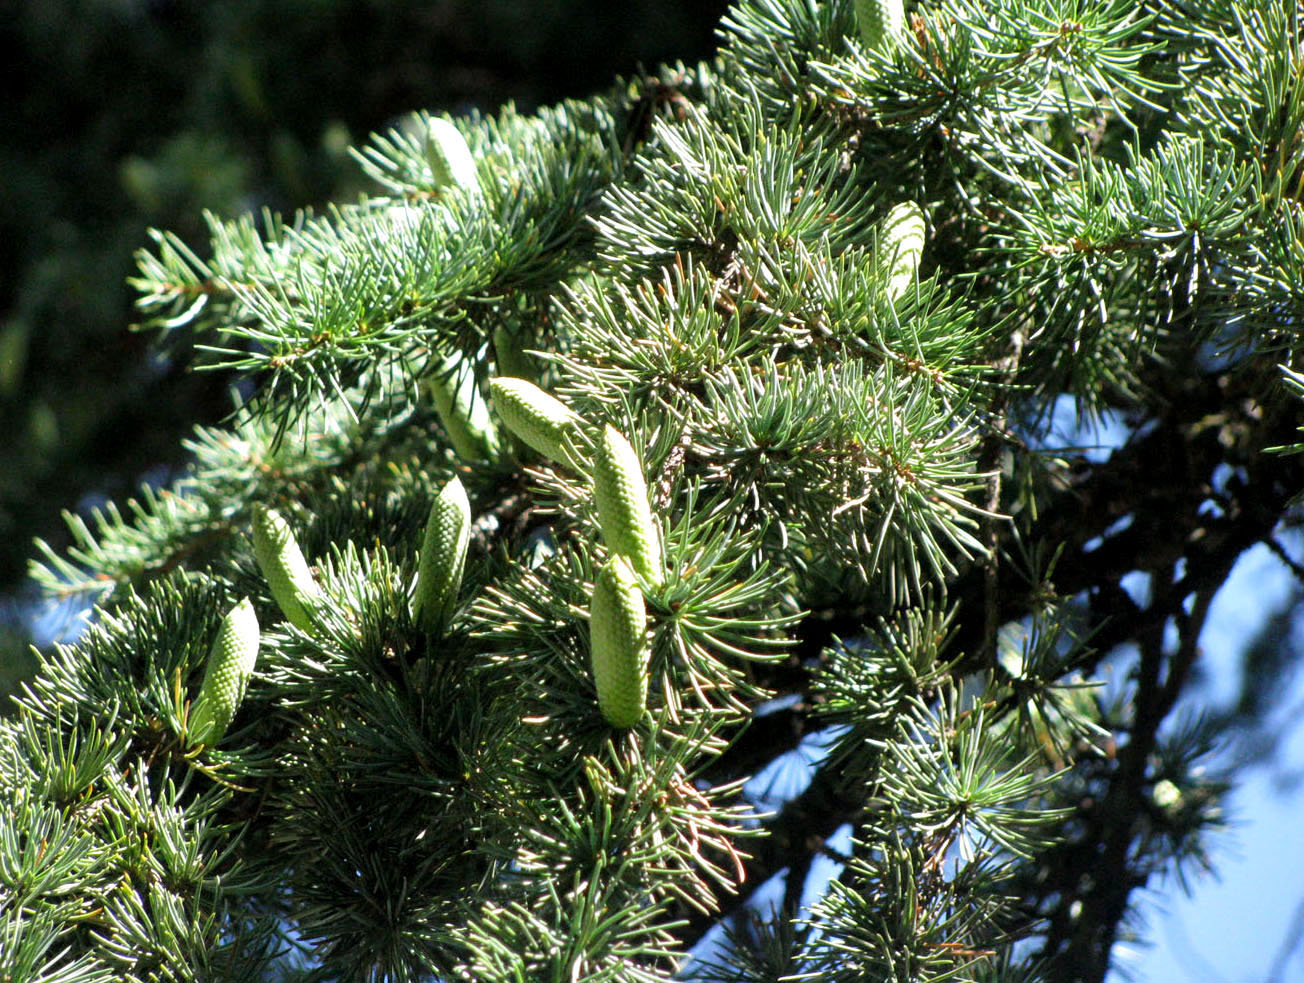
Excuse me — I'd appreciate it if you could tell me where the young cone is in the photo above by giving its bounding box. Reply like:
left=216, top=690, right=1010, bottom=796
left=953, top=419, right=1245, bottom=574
left=427, top=352, right=502, bottom=465
left=425, top=117, right=481, bottom=196
left=588, top=555, right=649, bottom=729
left=593, top=424, right=663, bottom=587
left=489, top=377, right=586, bottom=469
left=492, top=325, right=537, bottom=383
left=188, top=598, right=260, bottom=746
left=854, top=0, right=906, bottom=51
left=878, top=201, right=927, bottom=303
left=414, top=476, right=472, bottom=636
left=252, top=504, right=320, bottom=632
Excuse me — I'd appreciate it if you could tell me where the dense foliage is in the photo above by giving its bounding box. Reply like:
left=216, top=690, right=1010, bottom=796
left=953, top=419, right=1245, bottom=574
left=0, top=0, right=725, bottom=599
left=4, top=0, right=1303, bottom=981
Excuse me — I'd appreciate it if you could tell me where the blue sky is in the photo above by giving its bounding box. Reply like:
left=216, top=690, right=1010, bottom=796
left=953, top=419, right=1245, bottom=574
left=684, top=400, right=1304, bottom=981
left=1051, top=401, right=1304, bottom=983
left=1119, top=539, right=1304, bottom=983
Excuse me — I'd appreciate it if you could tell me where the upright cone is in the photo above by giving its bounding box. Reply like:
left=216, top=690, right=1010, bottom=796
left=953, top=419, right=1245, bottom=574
left=854, top=0, right=906, bottom=51
left=252, top=505, right=320, bottom=632
left=593, top=425, right=663, bottom=587
left=414, top=476, right=472, bottom=636
left=489, top=377, right=586, bottom=469
left=878, top=201, right=926, bottom=303
left=589, top=555, right=649, bottom=729
left=189, top=598, right=260, bottom=746
left=426, top=117, right=481, bottom=196
left=492, top=325, right=537, bottom=383
left=427, top=352, right=501, bottom=465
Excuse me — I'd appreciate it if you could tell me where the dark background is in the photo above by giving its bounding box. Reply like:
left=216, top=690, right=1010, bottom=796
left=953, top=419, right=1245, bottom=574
left=0, top=0, right=728, bottom=683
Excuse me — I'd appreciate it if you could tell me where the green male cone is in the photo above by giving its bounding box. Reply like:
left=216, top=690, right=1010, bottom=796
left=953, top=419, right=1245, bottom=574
left=426, top=117, right=481, bottom=196
left=878, top=201, right=926, bottom=303
left=593, top=425, right=663, bottom=587
left=252, top=504, right=321, bottom=632
left=492, top=325, right=537, bottom=383
left=489, top=377, right=586, bottom=469
left=427, top=352, right=502, bottom=465
left=188, top=598, right=260, bottom=746
left=589, top=555, right=649, bottom=729
left=855, top=0, right=907, bottom=50
left=414, top=475, right=472, bottom=636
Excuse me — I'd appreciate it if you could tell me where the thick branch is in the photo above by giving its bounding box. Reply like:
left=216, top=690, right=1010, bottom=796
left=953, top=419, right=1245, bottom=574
left=685, top=359, right=1304, bottom=964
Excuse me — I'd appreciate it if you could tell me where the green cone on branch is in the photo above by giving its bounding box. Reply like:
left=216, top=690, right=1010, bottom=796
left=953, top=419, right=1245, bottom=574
left=593, top=425, right=663, bottom=587
left=252, top=504, right=321, bottom=632
left=425, top=117, right=481, bottom=196
left=492, top=325, right=537, bottom=383
left=489, top=377, right=586, bottom=469
left=414, top=476, right=472, bottom=636
left=427, top=352, right=502, bottom=465
left=877, top=201, right=926, bottom=303
left=188, top=598, right=260, bottom=747
left=854, top=0, right=907, bottom=51
left=589, top=555, right=649, bottom=729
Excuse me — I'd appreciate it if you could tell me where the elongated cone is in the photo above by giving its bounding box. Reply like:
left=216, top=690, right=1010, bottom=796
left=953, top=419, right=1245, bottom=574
left=489, top=377, right=585, bottom=469
left=189, top=598, right=260, bottom=746
left=492, top=325, right=536, bottom=383
left=414, top=476, right=472, bottom=636
left=252, top=505, right=320, bottom=632
left=854, top=0, right=906, bottom=51
left=427, top=353, right=501, bottom=464
left=426, top=118, right=480, bottom=196
left=878, top=201, right=926, bottom=303
left=589, top=555, right=649, bottom=729
left=593, top=425, right=663, bottom=587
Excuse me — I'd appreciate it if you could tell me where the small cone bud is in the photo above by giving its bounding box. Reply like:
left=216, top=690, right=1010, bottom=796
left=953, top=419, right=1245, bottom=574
left=426, top=118, right=480, bottom=196
left=593, top=425, right=663, bottom=587
left=252, top=505, right=320, bottom=632
left=189, top=598, right=260, bottom=746
left=854, top=0, right=907, bottom=51
left=589, top=556, right=649, bottom=729
left=414, top=476, right=472, bottom=636
left=878, top=201, right=926, bottom=303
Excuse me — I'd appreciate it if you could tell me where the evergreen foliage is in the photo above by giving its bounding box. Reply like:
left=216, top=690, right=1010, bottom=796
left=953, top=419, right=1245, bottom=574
left=5, top=0, right=1304, bottom=980
left=0, top=0, right=727, bottom=599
